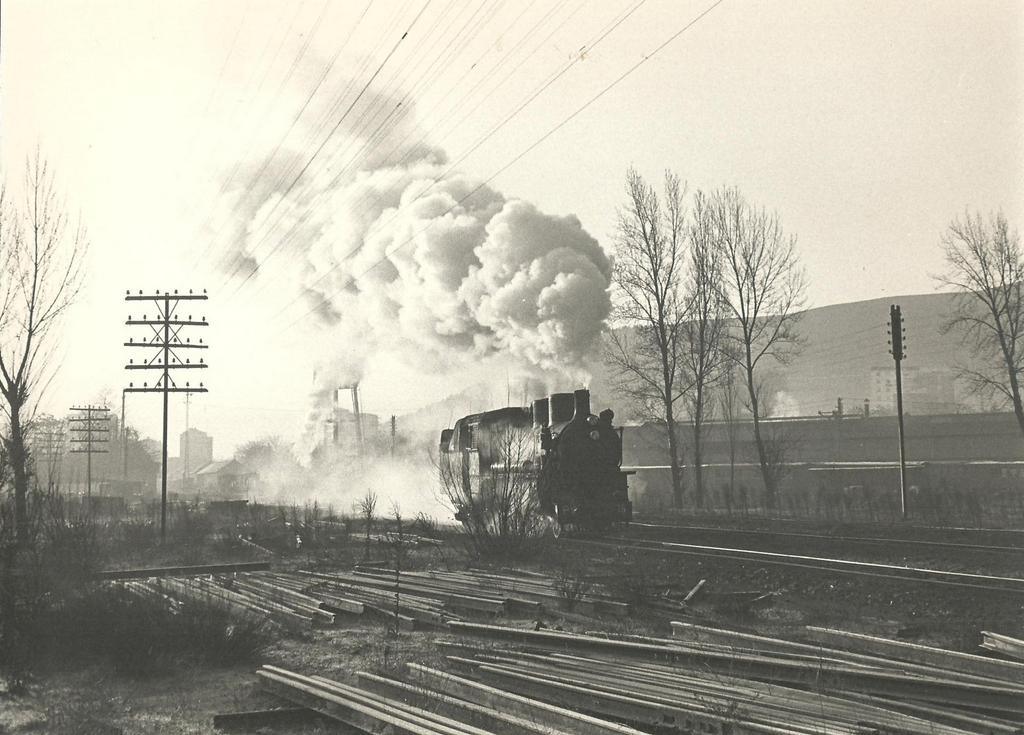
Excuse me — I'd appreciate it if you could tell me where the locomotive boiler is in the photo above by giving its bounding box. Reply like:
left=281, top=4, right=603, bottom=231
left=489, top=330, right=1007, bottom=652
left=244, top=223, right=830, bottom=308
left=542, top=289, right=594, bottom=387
left=438, top=388, right=632, bottom=533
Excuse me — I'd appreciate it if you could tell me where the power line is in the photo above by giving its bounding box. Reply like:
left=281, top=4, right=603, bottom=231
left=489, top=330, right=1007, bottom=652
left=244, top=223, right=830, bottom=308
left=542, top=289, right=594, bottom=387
left=189, top=0, right=376, bottom=278
left=222, top=0, right=502, bottom=299
left=217, top=1, right=435, bottom=288
left=274, top=0, right=727, bottom=335
left=237, top=0, right=641, bottom=314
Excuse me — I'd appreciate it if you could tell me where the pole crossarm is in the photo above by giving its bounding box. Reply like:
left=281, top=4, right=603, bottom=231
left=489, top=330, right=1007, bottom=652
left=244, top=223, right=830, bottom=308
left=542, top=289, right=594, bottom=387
left=125, top=292, right=207, bottom=301
left=123, top=387, right=208, bottom=394
left=124, top=364, right=208, bottom=370
left=124, top=319, right=209, bottom=327
left=124, top=342, right=208, bottom=348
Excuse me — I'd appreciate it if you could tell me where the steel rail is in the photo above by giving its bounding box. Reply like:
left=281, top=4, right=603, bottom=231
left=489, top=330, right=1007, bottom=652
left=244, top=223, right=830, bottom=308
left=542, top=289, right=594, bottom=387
left=625, top=521, right=1024, bottom=554
left=573, top=538, right=1024, bottom=594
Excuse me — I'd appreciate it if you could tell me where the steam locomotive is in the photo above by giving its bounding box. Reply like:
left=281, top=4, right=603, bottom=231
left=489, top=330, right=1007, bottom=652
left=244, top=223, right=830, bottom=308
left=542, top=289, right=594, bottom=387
left=438, top=389, right=632, bottom=533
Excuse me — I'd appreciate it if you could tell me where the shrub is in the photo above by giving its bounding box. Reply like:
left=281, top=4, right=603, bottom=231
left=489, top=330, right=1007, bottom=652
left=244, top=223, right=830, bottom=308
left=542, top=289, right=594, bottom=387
left=42, top=585, right=272, bottom=676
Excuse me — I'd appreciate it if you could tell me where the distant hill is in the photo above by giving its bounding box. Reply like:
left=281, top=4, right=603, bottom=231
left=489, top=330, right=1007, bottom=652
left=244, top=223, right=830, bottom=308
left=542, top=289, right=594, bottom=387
left=401, top=291, right=1001, bottom=435
left=589, top=291, right=995, bottom=422
left=776, top=292, right=977, bottom=415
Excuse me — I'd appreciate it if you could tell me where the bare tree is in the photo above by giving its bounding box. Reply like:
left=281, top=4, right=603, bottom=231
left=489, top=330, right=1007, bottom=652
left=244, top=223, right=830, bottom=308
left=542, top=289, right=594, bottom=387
left=937, top=210, right=1024, bottom=438
left=355, top=489, right=377, bottom=562
left=438, top=426, right=543, bottom=557
left=718, top=358, right=741, bottom=511
left=0, top=155, right=86, bottom=544
left=606, top=168, right=689, bottom=507
left=713, top=188, right=805, bottom=511
left=681, top=192, right=726, bottom=508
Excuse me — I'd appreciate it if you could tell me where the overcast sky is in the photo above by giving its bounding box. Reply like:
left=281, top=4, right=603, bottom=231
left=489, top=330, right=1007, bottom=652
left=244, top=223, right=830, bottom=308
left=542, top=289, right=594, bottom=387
left=2, top=0, right=1021, bottom=455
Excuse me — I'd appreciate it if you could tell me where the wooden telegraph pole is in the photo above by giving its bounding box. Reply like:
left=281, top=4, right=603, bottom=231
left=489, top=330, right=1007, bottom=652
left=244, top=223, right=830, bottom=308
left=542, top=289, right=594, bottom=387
left=888, top=304, right=908, bottom=519
left=124, top=289, right=209, bottom=542
left=68, top=405, right=111, bottom=503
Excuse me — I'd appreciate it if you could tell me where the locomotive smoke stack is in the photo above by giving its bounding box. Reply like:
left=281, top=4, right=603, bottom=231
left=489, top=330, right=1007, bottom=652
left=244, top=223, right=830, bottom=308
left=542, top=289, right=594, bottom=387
left=549, top=392, right=575, bottom=424
left=533, top=398, right=550, bottom=428
left=573, top=389, right=591, bottom=419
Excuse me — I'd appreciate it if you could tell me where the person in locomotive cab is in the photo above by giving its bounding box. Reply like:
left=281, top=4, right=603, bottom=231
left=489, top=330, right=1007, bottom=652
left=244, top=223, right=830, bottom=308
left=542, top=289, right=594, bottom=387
left=598, top=408, right=614, bottom=427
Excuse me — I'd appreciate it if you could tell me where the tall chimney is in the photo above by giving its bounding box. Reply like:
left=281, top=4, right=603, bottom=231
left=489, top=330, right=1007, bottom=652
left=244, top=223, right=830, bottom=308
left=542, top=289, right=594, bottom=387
left=549, top=393, right=574, bottom=424
left=533, top=398, right=550, bottom=427
left=573, top=389, right=591, bottom=419
left=350, top=384, right=365, bottom=454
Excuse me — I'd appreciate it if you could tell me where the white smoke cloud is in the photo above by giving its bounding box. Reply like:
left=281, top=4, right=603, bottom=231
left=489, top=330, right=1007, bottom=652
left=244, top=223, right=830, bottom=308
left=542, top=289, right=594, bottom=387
left=266, top=154, right=613, bottom=442
left=222, top=80, right=613, bottom=452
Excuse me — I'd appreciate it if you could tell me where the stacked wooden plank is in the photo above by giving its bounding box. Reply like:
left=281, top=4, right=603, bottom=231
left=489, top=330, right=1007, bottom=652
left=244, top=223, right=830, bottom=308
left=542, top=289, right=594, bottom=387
left=112, top=566, right=638, bottom=637
left=383, top=567, right=631, bottom=617
left=256, top=664, right=649, bottom=734
left=981, top=630, right=1024, bottom=662
left=440, top=621, right=1024, bottom=733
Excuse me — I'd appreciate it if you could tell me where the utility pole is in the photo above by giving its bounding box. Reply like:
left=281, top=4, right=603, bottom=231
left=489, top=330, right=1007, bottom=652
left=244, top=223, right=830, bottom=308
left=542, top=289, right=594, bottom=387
left=183, top=391, right=190, bottom=493
left=888, top=304, right=908, bottom=520
left=390, top=415, right=397, bottom=457
left=125, top=289, right=209, bottom=542
left=68, top=405, right=111, bottom=504
left=121, top=389, right=128, bottom=479
left=34, top=420, right=66, bottom=494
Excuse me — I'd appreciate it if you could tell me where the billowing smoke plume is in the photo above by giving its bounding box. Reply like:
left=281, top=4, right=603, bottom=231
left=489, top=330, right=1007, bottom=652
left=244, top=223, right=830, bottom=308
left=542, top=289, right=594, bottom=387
left=277, top=154, right=613, bottom=446
left=219, top=74, right=613, bottom=453
left=299, top=156, right=611, bottom=370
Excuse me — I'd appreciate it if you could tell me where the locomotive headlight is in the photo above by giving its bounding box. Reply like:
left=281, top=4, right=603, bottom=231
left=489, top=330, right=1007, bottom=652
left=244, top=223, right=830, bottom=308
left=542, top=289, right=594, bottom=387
left=589, top=430, right=600, bottom=441
left=586, top=416, right=598, bottom=426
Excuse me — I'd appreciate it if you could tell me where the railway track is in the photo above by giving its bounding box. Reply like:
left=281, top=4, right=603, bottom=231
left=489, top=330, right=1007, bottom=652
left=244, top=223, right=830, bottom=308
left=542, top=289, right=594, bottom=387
left=627, top=521, right=1024, bottom=554
left=576, top=536, right=1024, bottom=594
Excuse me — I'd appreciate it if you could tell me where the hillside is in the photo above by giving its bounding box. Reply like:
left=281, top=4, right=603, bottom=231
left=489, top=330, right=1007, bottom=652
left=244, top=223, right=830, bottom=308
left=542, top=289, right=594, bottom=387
left=589, top=291, right=992, bottom=422
left=400, top=292, right=999, bottom=434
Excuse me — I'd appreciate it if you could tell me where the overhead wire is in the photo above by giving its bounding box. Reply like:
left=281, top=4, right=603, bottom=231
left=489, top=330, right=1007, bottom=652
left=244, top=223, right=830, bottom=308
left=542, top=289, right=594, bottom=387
left=184, top=0, right=320, bottom=277
left=233, top=0, right=641, bottom=311
left=271, top=0, right=727, bottom=337
left=223, top=0, right=507, bottom=300
left=190, top=0, right=368, bottom=275
left=178, top=0, right=254, bottom=174
left=213, top=0, right=434, bottom=284
left=245, top=0, right=583, bottom=304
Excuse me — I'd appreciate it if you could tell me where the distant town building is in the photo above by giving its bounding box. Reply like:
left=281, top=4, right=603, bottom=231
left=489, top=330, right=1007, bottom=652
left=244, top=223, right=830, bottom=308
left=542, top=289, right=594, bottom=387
left=180, top=428, right=213, bottom=476
left=870, top=366, right=961, bottom=415
left=194, top=459, right=255, bottom=499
